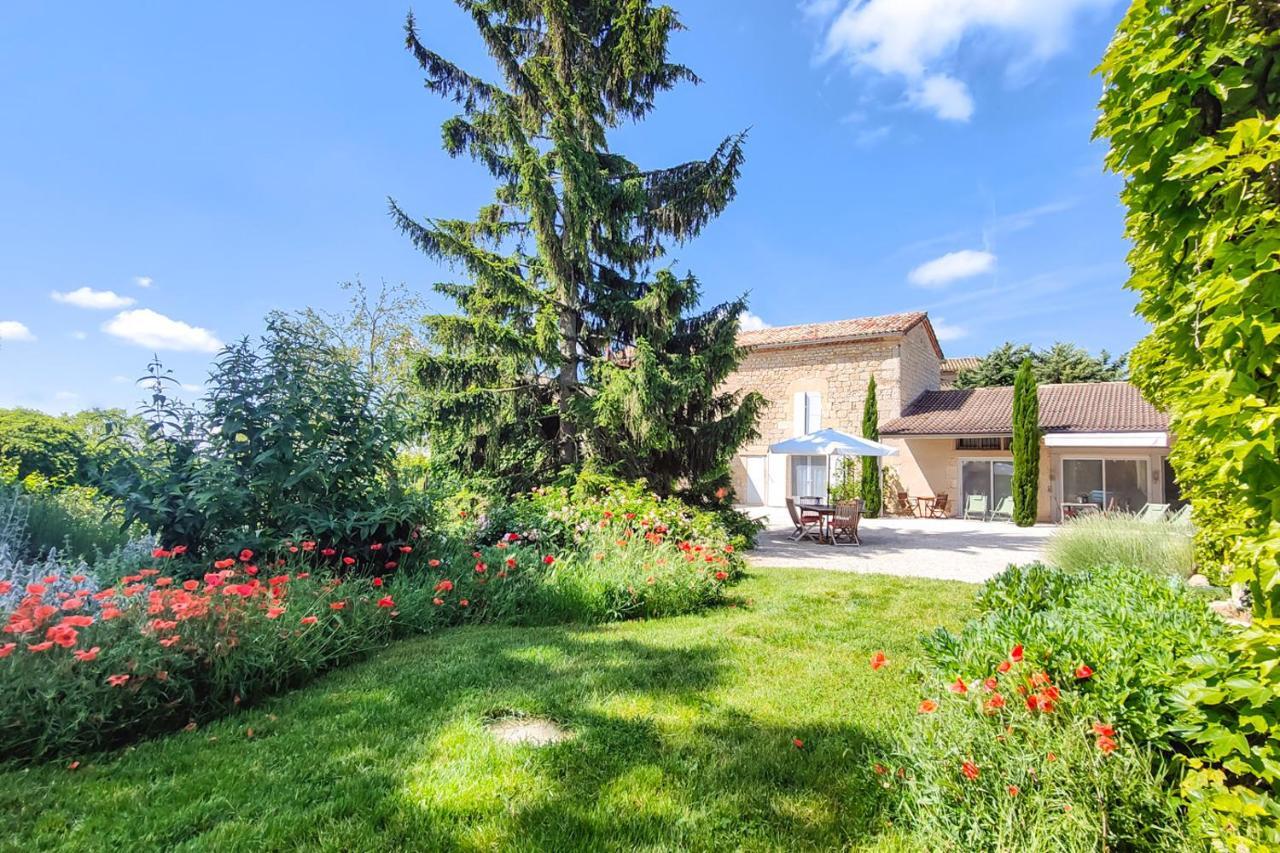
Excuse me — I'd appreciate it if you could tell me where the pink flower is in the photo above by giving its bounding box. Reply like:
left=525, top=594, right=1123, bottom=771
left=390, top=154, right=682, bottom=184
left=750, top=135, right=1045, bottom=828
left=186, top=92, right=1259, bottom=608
left=106, top=674, right=130, bottom=687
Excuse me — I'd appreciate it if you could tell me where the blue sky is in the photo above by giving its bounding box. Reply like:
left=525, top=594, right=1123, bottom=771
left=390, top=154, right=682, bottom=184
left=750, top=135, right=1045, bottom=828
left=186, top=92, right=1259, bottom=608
left=0, top=0, right=1143, bottom=414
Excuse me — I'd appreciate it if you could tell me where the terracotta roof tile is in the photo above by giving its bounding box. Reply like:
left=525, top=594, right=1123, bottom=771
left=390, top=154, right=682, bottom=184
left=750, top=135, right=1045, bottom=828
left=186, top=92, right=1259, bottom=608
left=941, top=356, right=982, bottom=373
left=880, top=381, right=1168, bottom=435
left=738, top=311, right=935, bottom=352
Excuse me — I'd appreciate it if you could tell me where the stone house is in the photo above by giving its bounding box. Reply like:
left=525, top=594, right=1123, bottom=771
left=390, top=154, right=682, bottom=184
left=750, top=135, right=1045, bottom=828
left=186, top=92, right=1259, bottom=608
left=725, top=312, right=1176, bottom=522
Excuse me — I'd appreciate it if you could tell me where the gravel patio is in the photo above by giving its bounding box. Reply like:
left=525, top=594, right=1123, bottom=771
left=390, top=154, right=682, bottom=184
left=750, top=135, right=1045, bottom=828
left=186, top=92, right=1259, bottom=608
left=743, top=508, right=1054, bottom=583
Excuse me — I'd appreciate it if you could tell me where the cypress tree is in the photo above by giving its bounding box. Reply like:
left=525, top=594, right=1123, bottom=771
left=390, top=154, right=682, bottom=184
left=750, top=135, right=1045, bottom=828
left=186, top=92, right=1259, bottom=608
left=859, top=376, right=882, bottom=517
left=1011, top=359, right=1040, bottom=526
left=391, top=2, right=759, bottom=494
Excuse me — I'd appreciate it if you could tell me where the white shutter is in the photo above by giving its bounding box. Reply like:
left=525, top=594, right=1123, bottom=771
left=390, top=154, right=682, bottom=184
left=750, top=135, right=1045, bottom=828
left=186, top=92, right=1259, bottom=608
left=807, top=392, right=822, bottom=432
left=793, top=391, right=807, bottom=435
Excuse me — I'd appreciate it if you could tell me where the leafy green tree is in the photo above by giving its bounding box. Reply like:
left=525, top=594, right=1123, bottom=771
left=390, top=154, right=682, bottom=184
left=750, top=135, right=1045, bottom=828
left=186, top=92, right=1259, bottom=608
left=953, top=343, right=1034, bottom=388
left=859, top=376, right=882, bottom=517
left=955, top=342, right=1126, bottom=388
left=1011, top=359, right=1040, bottom=527
left=0, top=408, right=87, bottom=483
left=392, top=2, right=758, bottom=495
left=1096, top=0, right=1279, bottom=618
left=1035, top=343, right=1127, bottom=384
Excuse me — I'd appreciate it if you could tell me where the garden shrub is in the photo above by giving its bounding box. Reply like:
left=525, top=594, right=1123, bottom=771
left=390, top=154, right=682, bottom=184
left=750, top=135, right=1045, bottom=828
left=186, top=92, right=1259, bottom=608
left=1047, top=513, right=1196, bottom=579
left=922, top=562, right=1223, bottom=747
left=1, top=478, right=133, bottom=566
left=1172, top=621, right=1280, bottom=851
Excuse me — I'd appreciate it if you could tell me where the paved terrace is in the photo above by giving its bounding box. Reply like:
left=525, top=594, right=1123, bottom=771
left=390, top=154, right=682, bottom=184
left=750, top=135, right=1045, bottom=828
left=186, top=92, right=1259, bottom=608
left=742, top=507, right=1054, bottom=584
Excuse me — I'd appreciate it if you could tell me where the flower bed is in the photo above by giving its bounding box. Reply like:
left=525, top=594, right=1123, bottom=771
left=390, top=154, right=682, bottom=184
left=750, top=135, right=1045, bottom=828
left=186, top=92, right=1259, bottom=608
left=1, top=520, right=742, bottom=760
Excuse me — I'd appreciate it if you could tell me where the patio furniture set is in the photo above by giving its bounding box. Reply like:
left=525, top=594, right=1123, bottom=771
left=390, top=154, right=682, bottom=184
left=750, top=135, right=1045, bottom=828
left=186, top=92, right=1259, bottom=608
left=785, top=497, right=863, bottom=545
left=896, top=490, right=1016, bottom=522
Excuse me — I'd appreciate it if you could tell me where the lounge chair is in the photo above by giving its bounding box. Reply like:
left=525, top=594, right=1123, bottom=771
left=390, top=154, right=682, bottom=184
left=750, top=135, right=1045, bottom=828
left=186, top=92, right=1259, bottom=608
left=963, top=494, right=988, bottom=520
left=1168, top=504, right=1192, bottom=526
left=785, top=497, right=822, bottom=542
left=1135, top=503, right=1170, bottom=522
left=830, top=499, right=862, bottom=545
left=989, top=496, right=1015, bottom=522
left=929, top=493, right=950, bottom=518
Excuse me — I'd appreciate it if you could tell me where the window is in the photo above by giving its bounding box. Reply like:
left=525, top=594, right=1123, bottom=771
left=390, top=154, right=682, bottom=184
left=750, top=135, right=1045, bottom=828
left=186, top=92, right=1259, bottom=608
left=956, top=437, right=1010, bottom=451
left=793, top=391, right=822, bottom=435
left=1062, top=458, right=1149, bottom=512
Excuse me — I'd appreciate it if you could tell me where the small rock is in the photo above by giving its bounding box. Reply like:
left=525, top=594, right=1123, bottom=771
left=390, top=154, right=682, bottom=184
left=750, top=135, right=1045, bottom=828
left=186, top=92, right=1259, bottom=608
left=1186, top=574, right=1211, bottom=588
left=1210, top=600, right=1252, bottom=627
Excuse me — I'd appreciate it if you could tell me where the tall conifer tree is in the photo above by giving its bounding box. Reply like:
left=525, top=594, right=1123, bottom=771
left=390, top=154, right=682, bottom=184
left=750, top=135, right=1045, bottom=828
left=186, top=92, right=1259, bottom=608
left=1011, top=359, right=1040, bottom=526
left=391, top=2, right=760, bottom=494
left=859, top=376, right=882, bottom=517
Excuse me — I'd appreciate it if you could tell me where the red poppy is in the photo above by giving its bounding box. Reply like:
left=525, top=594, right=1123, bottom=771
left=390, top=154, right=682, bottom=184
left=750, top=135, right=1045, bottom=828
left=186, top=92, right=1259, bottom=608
left=870, top=650, right=887, bottom=671
left=0, top=643, right=15, bottom=658
left=543, top=555, right=556, bottom=565
left=61, top=615, right=93, bottom=627
left=434, top=579, right=454, bottom=593
left=28, top=641, right=54, bottom=652
left=918, top=699, right=939, bottom=714
left=302, top=541, right=316, bottom=551
left=152, top=548, right=172, bottom=559
left=1046, top=752, right=1058, bottom=762
left=245, top=566, right=259, bottom=576
left=1091, top=722, right=1115, bottom=737
left=372, top=577, right=383, bottom=587
left=213, top=559, right=235, bottom=570
left=874, top=763, right=887, bottom=775
left=982, top=676, right=998, bottom=691
left=384, top=561, right=397, bottom=570
left=948, top=677, right=968, bottom=695
left=330, top=601, right=346, bottom=611
left=377, top=596, right=395, bottom=608
left=1096, top=735, right=1117, bottom=753
left=432, top=597, right=444, bottom=606
left=1010, top=644, right=1024, bottom=663
left=370, top=542, right=383, bottom=551
left=159, top=636, right=180, bottom=647
left=399, top=545, right=412, bottom=554
left=238, top=549, right=253, bottom=562
left=342, top=556, right=356, bottom=566
left=1007, top=785, right=1020, bottom=797
left=173, top=544, right=188, bottom=555
left=792, top=738, right=804, bottom=749
left=961, top=761, right=979, bottom=781
left=506, top=557, right=517, bottom=569
left=266, top=607, right=285, bottom=619
left=714, top=570, right=729, bottom=581
left=297, top=572, right=310, bottom=579
left=475, top=563, right=487, bottom=574
left=459, top=599, right=469, bottom=607
left=0, top=581, right=10, bottom=595
left=71, top=574, right=87, bottom=583
left=300, top=615, right=318, bottom=625
left=26, top=583, right=46, bottom=596
left=1025, top=694, right=1041, bottom=712
left=429, top=559, right=441, bottom=568
left=321, top=548, right=337, bottom=557
left=106, top=674, right=130, bottom=687
left=997, top=660, right=1012, bottom=674
left=984, top=694, right=1006, bottom=713
left=1075, top=664, right=1094, bottom=680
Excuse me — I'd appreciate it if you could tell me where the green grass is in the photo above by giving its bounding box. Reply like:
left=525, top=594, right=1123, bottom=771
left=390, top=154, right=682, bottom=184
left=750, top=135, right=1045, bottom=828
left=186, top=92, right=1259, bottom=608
left=0, top=569, right=976, bottom=852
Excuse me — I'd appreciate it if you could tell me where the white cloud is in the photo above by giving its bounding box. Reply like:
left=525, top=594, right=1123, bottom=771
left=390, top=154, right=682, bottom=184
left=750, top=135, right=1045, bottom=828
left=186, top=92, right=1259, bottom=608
left=931, top=317, right=969, bottom=342
left=912, top=73, right=974, bottom=121
left=51, top=286, right=136, bottom=310
left=908, top=249, right=997, bottom=288
left=135, top=276, right=153, bottom=288
left=739, top=312, right=771, bottom=332
left=0, top=321, right=35, bottom=342
left=102, top=309, right=223, bottom=353
left=70, top=331, right=88, bottom=340
left=813, top=0, right=1115, bottom=120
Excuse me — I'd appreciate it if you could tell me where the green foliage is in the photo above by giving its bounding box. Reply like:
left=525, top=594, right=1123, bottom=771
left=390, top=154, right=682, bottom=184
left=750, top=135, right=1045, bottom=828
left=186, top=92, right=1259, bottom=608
left=954, top=342, right=1127, bottom=388
left=1172, top=620, right=1280, bottom=851
left=394, top=3, right=760, bottom=495
left=0, top=477, right=132, bottom=565
left=1095, top=0, right=1280, bottom=617
left=859, top=376, right=882, bottom=517
left=98, top=317, right=421, bottom=557
left=0, top=409, right=88, bottom=484
left=1011, top=359, right=1040, bottom=526
left=1048, top=512, right=1197, bottom=580
left=923, top=562, right=1223, bottom=746
left=830, top=456, right=860, bottom=504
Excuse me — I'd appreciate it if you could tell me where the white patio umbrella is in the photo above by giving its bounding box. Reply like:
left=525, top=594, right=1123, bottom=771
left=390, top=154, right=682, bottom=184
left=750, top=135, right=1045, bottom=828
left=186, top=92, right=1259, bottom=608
left=768, top=428, right=898, bottom=458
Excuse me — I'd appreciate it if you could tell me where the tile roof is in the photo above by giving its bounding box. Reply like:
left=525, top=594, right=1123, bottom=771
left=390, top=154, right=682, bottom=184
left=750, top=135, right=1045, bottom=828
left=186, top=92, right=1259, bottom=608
left=880, top=381, right=1169, bottom=435
left=738, top=311, right=940, bottom=356
left=941, top=356, right=982, bottom=373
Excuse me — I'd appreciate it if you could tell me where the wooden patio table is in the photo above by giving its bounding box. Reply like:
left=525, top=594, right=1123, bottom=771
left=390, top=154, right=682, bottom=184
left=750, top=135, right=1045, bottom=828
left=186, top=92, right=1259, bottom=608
left=915, top=496, right=936, bottom=517
left=798, top=502, right=837, bottom=543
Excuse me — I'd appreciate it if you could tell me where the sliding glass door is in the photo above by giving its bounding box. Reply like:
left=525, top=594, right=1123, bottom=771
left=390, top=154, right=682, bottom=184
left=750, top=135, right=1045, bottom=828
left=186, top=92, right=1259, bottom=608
left=1061, top=458, right=1149, bottom=512
left=961, top=460, right=1014, bottom=515
left=791, top=455, right=828, bottom=501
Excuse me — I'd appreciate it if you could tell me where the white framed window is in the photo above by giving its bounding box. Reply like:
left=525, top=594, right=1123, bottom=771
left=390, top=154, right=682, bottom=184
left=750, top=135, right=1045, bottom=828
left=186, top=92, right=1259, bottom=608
left=791, top=455, right=828, bottom=501
left=793, top=391, right=822, bottom=435
left=1061, top=457, right=1150, bottom=513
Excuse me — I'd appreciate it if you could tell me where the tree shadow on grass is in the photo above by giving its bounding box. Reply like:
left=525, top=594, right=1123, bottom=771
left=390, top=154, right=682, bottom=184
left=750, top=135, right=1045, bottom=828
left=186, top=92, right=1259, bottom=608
left=1, top=622, right=899, bottom=852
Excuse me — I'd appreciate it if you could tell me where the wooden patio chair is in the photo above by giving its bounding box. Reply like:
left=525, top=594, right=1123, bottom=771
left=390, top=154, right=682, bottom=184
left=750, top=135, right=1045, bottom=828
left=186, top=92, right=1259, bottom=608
left=830, top=500, right=862, bottom=546
left=989, top=496, right=1015, bottom=522
left=929, top=493, right=950, bottom=518
left=894, top=491, right=915, bottom=517
left=785, top=497, right=822, bottom=542
left=963, top=494, right=988, bottom=520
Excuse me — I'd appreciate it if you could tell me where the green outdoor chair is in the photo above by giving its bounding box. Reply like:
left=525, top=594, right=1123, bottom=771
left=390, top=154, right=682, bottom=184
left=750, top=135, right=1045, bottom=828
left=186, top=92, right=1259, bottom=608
left=989, top=496, right=1015, bottom=522
left=1135, top=503, right=1170, bottom=522
left=1168, top=504, right=1192, bottom=527
left=963, top=494, right=989, bottom=520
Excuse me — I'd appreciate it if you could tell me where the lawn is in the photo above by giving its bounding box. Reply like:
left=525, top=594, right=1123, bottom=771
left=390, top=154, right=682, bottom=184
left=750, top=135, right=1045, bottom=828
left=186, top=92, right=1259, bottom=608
left=0, top=569, right=976, bottom=852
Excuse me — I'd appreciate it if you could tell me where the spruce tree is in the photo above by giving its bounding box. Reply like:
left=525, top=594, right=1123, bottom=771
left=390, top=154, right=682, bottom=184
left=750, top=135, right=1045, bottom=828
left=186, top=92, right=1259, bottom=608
left=1011, top=359, right=1040, bottom=526
left=391, top=2, right=760, bottom=494
left=859, top=375, right=882, bottom=517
